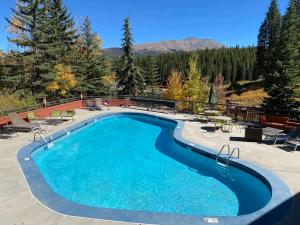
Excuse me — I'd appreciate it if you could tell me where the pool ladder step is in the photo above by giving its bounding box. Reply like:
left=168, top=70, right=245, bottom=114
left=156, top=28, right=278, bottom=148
left=34, top=129, right=54, bottom=145
left=216, top=145, right=240, bottom=167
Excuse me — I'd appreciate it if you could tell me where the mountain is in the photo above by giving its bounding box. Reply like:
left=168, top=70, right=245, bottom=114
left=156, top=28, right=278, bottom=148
left=103, top=37, right=223, bottom=57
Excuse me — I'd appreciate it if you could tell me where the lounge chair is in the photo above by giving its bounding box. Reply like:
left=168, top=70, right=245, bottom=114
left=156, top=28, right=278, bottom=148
left=61, top=110, right=75, bottom=121
left=86, top=100, right=101, bottom=111
left=47, top=110, right=64, bottom=125
left=0, top=127, right=19, bottom=139
left=50, top=110, right=62, bottom=119
left=96, top=98, right=110, bottom=110
left=27, top=112, right=47, bottom=123
left=283, top=139, right=300, bottom=152
left=5, top=112, right=40, bottom=132
left=273, top=127, right=300, bottom=146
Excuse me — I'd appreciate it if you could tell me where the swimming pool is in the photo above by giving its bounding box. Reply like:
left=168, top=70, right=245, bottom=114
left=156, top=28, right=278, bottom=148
left=18, top=113, right=292, bottom=225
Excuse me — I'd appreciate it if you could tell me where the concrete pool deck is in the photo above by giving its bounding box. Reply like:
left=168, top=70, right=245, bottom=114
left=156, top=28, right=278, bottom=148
left=0, top=107, right=299, bottom=225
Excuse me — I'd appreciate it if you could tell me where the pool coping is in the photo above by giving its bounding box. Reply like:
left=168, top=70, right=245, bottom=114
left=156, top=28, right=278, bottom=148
left=17, top=112, right=293, bottom=225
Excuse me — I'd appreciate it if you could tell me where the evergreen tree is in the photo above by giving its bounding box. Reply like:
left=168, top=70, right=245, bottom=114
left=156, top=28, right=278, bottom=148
left=73, top=17, right=107, bottom=96
left=116, top=17, right=144, bottom=96
left=296, top=0, right=300, bottom=19
left=135, top=47, right=257, bottom=85
left=256, top=19, right=268, bottom=79
left=37, top=0, right=78, bottom=96
left=264, top=0, right=300, bottom=111
left=256, top=0, right=281, bottom=80
left=6, top=0, right=40, bottom=52
left=6, top=0, right=78, bottom=97
left=144, top=56, right=160, bottom=98
left=5, top=0, right=42, bottom=93
left=0, top=52, right=28, bottom=93
left=277, top=0, right=300, bottom=80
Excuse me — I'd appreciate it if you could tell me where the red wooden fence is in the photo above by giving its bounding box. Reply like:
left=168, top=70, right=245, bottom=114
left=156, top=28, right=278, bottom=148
left=0, top=98, right=129, bottom=127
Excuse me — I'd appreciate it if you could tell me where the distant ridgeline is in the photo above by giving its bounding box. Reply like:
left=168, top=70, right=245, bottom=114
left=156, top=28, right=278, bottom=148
left=134, top=47, right=257, bottom=85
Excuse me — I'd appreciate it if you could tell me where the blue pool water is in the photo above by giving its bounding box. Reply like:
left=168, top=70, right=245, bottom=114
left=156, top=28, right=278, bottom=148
left=32, top=114, right=271, bottom=216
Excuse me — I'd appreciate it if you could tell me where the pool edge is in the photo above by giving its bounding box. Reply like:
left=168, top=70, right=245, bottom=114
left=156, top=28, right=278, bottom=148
left=17, top=112, right=293, bottom=225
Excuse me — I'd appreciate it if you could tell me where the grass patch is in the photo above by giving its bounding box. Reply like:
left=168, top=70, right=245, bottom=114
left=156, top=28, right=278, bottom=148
left=229, top=88, right=267, bottom=106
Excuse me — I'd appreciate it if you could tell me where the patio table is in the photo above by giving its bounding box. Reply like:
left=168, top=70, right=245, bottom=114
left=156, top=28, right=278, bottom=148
left=263, top=127, right=284, bottom=139
left=210, top=116, right=232, bottom=131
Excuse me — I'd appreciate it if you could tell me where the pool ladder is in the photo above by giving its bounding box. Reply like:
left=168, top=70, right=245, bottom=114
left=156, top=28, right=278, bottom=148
left=216, top=145, right=240, bottom=167
left=34, top=129, right=54, bottom=145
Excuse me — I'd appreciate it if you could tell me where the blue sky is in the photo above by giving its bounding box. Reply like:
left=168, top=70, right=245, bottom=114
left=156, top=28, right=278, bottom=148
left=0, top=0, right=290, bottom=50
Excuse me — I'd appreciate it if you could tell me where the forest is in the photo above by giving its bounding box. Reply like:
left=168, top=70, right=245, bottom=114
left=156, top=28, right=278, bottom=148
left=0, top=0, right=300, bottom=112
left=135, top=46, right=257, bottom=85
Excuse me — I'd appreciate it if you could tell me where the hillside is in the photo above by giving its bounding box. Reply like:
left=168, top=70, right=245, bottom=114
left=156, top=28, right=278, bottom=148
left=103, top=37, right=223, bottom=57
left=226, top=80, right=267, bottom=106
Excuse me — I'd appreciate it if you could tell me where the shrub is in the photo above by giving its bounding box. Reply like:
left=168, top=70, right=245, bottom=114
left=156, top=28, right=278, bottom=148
left=0, top=90, right=38, bottom=113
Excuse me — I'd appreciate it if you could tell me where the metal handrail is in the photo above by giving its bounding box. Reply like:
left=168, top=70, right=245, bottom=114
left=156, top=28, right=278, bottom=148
left=226, top=147, right=240, bottom=167
left=216, top=144, right=231, bottom=164
left=34, top=130, right=53, bottom=145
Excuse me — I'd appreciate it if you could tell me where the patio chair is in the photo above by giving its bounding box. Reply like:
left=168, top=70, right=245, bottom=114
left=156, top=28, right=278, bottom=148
left=222, top=121, right=242, bottom=133
left=47, top=110, right=64, bottom=125
left=5, top=112, right=40, bottom=132
left=86, top=100, right=101, bottom=111
left=0, top=127, right=19, bottom=139
left=50, top=110, right=62, bottom=119
left=61, top=110, right=75, bottom=121
left=283, top=139, right=300, bottom=152
left=27, top=112, right=49, bottom=124
left=273, top=127, right=300, bottom=146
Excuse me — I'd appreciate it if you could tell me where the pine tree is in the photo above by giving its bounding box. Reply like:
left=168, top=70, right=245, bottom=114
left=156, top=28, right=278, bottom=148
left=264, top=0, right=300, bottom=111
left=277, top=0, right=300, bottom=80
left=296, top=0, right=300, bottom=83
left=256, top=19, right=268, bottom=78
left=144, top=56, right=160, bottom=98
left=296, top=0, right=300, bottom=19
left=6, top=0, right=40, bottom=52
left=5, top=0, right=42, bottom=93
left=116, top=17, right=144, bottom=96
left=0, top=52, right=28, bottom=93
left=6, top=0, right=78, bottom=97
left=73, top=17, right=107, bottom=96
left=38, top=0, right=78, bottom=96
left=256, top=0, right=281, bottom=80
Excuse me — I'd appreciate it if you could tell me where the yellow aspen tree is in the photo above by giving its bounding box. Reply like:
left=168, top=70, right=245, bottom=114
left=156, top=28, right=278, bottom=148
left=183, top=55, right=209, bottom=113
left=164, top=70, right=183, bottom=100
left=47, top=64, right=77, bottom=96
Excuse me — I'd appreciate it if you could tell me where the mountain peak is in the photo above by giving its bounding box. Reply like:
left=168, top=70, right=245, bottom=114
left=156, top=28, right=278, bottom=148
left=103, top=37, right=223, bottom=57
